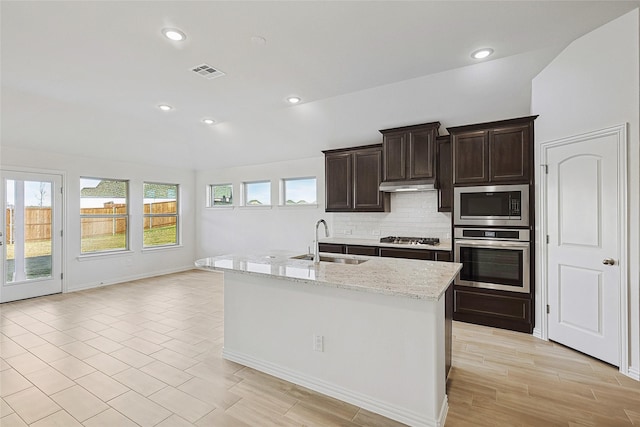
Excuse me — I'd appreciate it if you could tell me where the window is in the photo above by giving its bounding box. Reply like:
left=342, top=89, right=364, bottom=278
left=207, top=184, right=233, bottom=207
left=143, top=183, right=179, bottom=248
left=80, top=178, right=128, bottom=254
left=243, top=181, right=271, bottom=206
left=282, top=177, right=317, bottom=205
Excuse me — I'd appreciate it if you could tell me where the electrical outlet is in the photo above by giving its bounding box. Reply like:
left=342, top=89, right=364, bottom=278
left=344, top=229, right=352, bottom=235
left=371, top=230, right=380, bottom=236
left=313, top=335, right=324, bottom=352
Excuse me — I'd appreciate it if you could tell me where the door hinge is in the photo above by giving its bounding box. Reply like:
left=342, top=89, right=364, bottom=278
left=61, top=273, right=64, bottom=280
left=60, top=230, right=63, bottom=237
left=60, top=187, right=63, bottom=194
left=546, top=304, right=550, bottom=314
left=546, top=235, right=549, bottom=244
left=541, top=164, right=548, bottom=174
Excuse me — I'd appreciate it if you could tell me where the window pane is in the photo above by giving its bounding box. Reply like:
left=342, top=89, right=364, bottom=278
left=80, top=179, right=127, bottom=210
left=80, top=178, right=128, bottom=254
left=284, top=178, right=317, bottom=205
left=81, top=217, right=127, bottom=253
left=5, top=180, right=53, bottom=282
left=143, top=183, right=178, bottom=248
left=144, top=222, right=177, bottom=247
left=144, top=183, right=177, bottom=214
left=209, top=184, right=233, bottom=206
left=244, top=181, right=271, bottom=206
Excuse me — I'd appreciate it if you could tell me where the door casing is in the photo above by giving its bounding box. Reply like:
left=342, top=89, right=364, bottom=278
left=0, top=166, right=66, bottom=301
left=538, top=124, right=629, bottom=376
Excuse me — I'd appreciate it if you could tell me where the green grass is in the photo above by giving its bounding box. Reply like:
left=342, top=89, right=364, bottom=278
left=143, top=225, right=177, bottom=247
left=6, top=226, right=179, bottom=258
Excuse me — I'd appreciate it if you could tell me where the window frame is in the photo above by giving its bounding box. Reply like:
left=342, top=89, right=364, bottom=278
left=79, top=177, right=130, bottom=255
left=207, top=183, right=234, bottom=208
left=143, top=182, right=180, bottom=249
left=280, top=176, right=318, bottom=206
left=242, top=180, right=272, bottom=207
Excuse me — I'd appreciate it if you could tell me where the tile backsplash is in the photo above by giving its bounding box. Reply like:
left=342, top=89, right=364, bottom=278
left=331, top=191, right=452, bottom=239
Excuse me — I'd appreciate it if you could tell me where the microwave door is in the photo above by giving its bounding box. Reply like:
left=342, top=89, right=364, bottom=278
left=459, top=191, right=512, bottom=218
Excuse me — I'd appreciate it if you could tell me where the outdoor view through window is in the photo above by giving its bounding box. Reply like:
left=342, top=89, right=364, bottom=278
left=283, top=177, right=316, bottom=205
left=4, top=179, right=53, bottom=282
left=209, top=184, right=232, bottom=207
left=143, top=183, right=178, bottom=247
left=80, top=178, right=128, bottom=253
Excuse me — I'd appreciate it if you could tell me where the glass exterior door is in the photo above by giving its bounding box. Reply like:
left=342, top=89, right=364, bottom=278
left=1, top=171, right=62, bottom=302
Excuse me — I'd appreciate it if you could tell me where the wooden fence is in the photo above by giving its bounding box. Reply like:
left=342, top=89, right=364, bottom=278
left=5, top=201, right=177, bottom=243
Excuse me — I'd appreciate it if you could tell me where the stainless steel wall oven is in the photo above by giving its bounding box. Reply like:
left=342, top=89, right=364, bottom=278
left=454, top=228, right=530, bottom=293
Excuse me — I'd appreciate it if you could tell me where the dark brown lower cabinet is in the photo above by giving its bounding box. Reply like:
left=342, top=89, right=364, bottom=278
left=345, top=245, right=379, bottom=256
left=453, top=286, right=533, bottom=333
left=318, top=243, right=345, bottom=254
left=379, top=247, right=435, bottom=260
left=319, top=243, right=451, bottom=262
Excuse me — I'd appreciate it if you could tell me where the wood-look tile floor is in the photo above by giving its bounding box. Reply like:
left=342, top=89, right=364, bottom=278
left=0, top=270, right=638, bottom=426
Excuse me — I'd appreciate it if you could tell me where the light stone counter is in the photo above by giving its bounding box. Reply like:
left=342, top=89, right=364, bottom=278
left=195, top=251, right=461, bottom=301
left=319, top=237, right=453, bottom=252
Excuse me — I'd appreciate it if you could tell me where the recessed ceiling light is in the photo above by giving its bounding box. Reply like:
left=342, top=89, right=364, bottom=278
left=158, top=104, right=173, bottom=111
left=162, top=28, right=186, bottom=41
left=471, top=48, right=494, bottom=60
left=287, top=96, right=301, bottom=104
left=202, top=118, right=215, bottom=125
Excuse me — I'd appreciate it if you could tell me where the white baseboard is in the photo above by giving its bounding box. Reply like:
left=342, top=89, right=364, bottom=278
left=66, top=265, right=195, bottom=293
left=626, top=366, right=640, bottom=381
left=223, top=348, right=445, bottom=427
left=532, top=327, right=544, bottom=340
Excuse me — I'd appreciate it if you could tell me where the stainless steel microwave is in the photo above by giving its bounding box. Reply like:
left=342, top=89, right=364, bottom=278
left=454, top=184, right=529, bottom=227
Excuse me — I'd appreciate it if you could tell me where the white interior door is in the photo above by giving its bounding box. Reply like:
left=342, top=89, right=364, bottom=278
left=545, top=132, right=622, bottom=366
left=1, top=171, right=63, bottom=303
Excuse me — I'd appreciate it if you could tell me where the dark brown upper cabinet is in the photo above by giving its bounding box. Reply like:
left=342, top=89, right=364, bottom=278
left=323, top=144, right=389, bottom=212
left=435, top=135, right=452, bottom=212
left=448, top=116, right=537, bottom=186
left=380, top=122, right=441, bottom=182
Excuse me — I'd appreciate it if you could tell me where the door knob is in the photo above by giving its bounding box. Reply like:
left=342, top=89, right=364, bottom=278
left=602, top=258, right=616, bottom=266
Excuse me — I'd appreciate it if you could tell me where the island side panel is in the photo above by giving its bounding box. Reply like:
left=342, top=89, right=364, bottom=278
left=222, top=271, right=447, bottom=427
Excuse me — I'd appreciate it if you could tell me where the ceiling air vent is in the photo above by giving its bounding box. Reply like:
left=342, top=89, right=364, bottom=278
left=191, top=64, right=225, bottom=80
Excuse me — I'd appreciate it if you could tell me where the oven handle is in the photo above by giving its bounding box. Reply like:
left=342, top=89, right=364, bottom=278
left=454, top=239, right=530, bottom=249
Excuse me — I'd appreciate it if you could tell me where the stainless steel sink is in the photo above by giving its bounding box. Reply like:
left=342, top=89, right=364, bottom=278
left=290, top=254, right=368, bottom=265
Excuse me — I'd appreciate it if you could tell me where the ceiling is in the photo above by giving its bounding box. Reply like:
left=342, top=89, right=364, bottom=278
left=2, top=1, right=638, bottom=170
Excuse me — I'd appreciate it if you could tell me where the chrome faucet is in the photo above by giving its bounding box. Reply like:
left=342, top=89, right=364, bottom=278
left=314, top=219, right=329, bottom=263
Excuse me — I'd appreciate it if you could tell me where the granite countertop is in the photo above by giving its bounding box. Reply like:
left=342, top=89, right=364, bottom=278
left=195, top=251, right=461, bottom=301
left=319, top=237, right=453, bottom=252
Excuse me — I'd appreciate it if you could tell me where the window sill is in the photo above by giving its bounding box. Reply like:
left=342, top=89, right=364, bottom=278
left=238, top=205, right=273, bottom=210
left=77, top=250, right=133, bottom=261
left=278, top=204, right=319, bottom=209
left=142, top=244, right=184, bottom=253
left=206, top=205, right=235, bottom=210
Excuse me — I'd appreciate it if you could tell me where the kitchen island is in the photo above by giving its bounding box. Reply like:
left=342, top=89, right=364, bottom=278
left=195, top=252, right=461, bottom=427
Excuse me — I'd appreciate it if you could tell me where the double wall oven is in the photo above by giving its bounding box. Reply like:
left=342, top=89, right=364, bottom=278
left=453, top=184, right=533, bottom=332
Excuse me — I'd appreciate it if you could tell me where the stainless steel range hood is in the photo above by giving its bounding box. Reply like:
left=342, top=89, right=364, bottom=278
left=379, top=179, right=436, bottom=192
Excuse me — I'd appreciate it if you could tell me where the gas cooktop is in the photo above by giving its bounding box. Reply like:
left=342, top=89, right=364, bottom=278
left=379, top=236, right=440, bottom=246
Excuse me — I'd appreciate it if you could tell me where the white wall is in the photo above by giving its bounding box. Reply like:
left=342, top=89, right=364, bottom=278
left=1, top=146, right=197, bottom=292
left=196, top=157, right=327, bottom=258
left=196, top=157, right=453, bottom=258
left=531, top=9, right=640, bottom=377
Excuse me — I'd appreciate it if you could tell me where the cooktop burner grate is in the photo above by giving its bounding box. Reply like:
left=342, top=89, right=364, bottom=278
left=379, top=236, right=440, bottom=245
